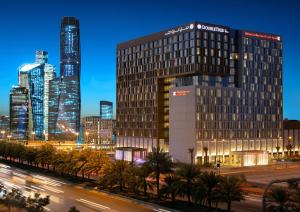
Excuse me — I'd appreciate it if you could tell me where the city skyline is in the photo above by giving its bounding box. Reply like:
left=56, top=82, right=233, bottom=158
left=0, top=0, right=299, bottom=119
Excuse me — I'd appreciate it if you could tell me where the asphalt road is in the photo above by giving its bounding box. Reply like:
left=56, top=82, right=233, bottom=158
left=0, top=163, right=171, bottom=212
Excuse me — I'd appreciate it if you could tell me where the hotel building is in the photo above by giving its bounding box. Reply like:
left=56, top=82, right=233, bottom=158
left=116, top=22, right=283, bottom=165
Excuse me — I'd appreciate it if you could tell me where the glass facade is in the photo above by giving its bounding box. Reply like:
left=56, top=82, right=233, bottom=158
left=17, top=51, right=55, bottom=140
left=100, top=101, right=113, bottom=119
left=116, top=22, right=283, bottom=160
left=56, top=17, right=81, bottom=137
left=9, top=86, right=29, bottom=140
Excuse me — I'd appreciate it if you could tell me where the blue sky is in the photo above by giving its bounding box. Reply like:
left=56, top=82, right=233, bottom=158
left=0, top=0, right=299, bottom=119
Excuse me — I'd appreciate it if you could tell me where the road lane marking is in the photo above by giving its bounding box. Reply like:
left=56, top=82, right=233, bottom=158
left=44, top=206, right=51, bottom=211
left=76, top=198, right=110, bottom=210
left=153, top=209, right=172, bottom=212
left=24, top=186, right=38, bottom=192
left=30, top=185, right=45, bottom=191
left=41, top=185, right=64, bottom=194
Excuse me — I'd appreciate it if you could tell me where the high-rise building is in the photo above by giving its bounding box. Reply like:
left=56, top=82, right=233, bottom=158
left=0, top=116, right=9, bottom=139
left=82, top=116, right=116, bottom=145
left=116, top=22, right=283, bottom=165
left=100, top=101, right=113, bottom=119
left=9, top=86, right=29, bottom=140
left=18, top=51, right=55, bottom=140
left=56, top=17, right=81, bottom=136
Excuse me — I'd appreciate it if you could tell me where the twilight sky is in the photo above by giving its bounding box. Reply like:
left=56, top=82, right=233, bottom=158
left=0, top=0, right=299, bottom=119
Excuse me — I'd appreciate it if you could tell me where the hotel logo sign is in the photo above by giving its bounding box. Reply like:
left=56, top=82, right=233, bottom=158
left=244, top=32, right=281, bottom=41
left=197, top=24, right=229, bottom=33
left=172, top=90, right=191, bottom=97
left=164, top=23, right=229, bottom=36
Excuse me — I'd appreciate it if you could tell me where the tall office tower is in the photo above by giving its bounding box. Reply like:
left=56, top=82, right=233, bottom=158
left=0, top=116, right=10, bottom=139
left=116, top=22, right=283, bottom=165
left=100, top=101, right=113, bottom=119
left=9, top=86, right=29, bottom=140
left=57, top=17, right=81, bottom=135
left=44, top=63, right=56, bottom=140
left=18, top=51, right=55, bottom=140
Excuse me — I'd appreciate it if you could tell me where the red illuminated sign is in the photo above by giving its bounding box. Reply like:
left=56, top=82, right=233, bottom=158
left=172, top=90, right=191, bottom=96
left=244, top=32, right=280, bottom=41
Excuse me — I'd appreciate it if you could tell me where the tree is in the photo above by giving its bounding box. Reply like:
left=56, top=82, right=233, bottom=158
left=286, top=144, right=293, bottom=158
left=99, top=160, right=131, bottom=191
left=3, top=188, right=26, bottom=212
left=176, top=163, right=201, bottom=203
left=218, top=175, right=245, bottom=212
left=199, top=171, right=220, bottom=209
left=36, top=144, right=56, bottom=170
left=161, top=174, right=181, bottom=202
left=266, top=187, right=290, bottom=212
left=146, top=147, right=173, bottom=199
left=26, top=193, right=50, bottom=212
left=69, top=206, right=80, bottom=212
left=276, top=146, right=280, bottom=159
left=24, top=147, right=38, bottom=166
left=203, top=147, right=209, bottom=165
left=188, top=148, right=194, bottom=165
left=130, top=163, right=154, bottom=196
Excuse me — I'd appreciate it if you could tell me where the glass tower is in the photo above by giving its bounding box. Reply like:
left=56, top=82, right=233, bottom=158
left=18, top=51, right=55, bottom=140
left=9, top=86, right=29, bottom=140
left=57, top=17, right=81, bottom=135
left=100, top=101, right=113, bottom=120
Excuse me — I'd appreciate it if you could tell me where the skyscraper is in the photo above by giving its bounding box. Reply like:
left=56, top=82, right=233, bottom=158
left=17, top=51, right=55, bottom=140
left=9, top=86, right=29, bottom=140
left=100, top=101, right=113, bottom=119
left=56, top=17, right=81, bottom=136
left=116, top=22, right=283, bottom=165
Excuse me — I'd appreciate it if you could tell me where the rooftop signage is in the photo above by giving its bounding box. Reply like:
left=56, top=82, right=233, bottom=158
left=164, top=24, right=194, bottom=36
left=244, top=32, right=281, bottom=41
left=197, top=24, right=229, bottom=33
left=172, top=90, right=191, bottom=97
left=164, top=23, right=229, bottom=36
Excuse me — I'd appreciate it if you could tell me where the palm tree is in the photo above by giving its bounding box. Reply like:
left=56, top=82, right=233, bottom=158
left=286, top=144, right=293, bottom=158
left=146, top=147, right=173, bottom=199
left=161, top=174, right=181, bottom=202
left=275, top=146, right=280, bottom=159
left=100, top=160, right=131, bottom=191
left=199, top=171, right=220, bottom=209
left=218, top=175, right=245, bottom=212
left=266, top=187, right=290, bottom=212
left=176, top=163, right=201, bottom=203
left=134, top=163, right=154, bottom=196
left=203, top=147, right=209, bottom=165
left=188, top=148, right=194, bottom=165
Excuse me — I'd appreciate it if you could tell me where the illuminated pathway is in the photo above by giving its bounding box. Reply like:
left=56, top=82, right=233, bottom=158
left=0, top=163, right=171, bottom=212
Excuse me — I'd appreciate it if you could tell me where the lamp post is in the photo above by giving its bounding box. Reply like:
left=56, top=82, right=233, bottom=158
left=32, top=131, right=35, bottom=142
left=75, top=132, right=79, bottom=143
left=85, top=132, right=89, bottom=144
left=7, top=135, right=11, bottom=142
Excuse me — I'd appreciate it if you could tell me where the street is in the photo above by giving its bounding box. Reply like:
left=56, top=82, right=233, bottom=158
left=0, top=163, right=171, bottom=212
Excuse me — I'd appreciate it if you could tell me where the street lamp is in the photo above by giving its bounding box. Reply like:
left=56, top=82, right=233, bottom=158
left=75, top=132, right=79, bottom=142
left=85, top=132, right=89, bottom=143
left=7, top=135, right=12, bottom=142
left=32, top=131, right=36, bottom=142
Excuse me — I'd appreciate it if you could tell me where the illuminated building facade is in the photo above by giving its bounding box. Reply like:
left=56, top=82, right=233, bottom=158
left=100, top=101, right=113, bottom=120
left=56, top=17, right=81, bottom=136
left=9, top=86, right=29, bottom=140
left=17, top=51, right=56, bottom=140
left=82, top=116, right=116, bottom=145
left=0, top=116, right=9, bottom=139
left=116, top=22, right=283, bottom=165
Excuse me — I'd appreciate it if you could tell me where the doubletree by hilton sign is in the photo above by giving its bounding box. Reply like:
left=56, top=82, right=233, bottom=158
left=244, top=32, right=281, bottom=41
left=164, top=23, right=229, bottom=36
